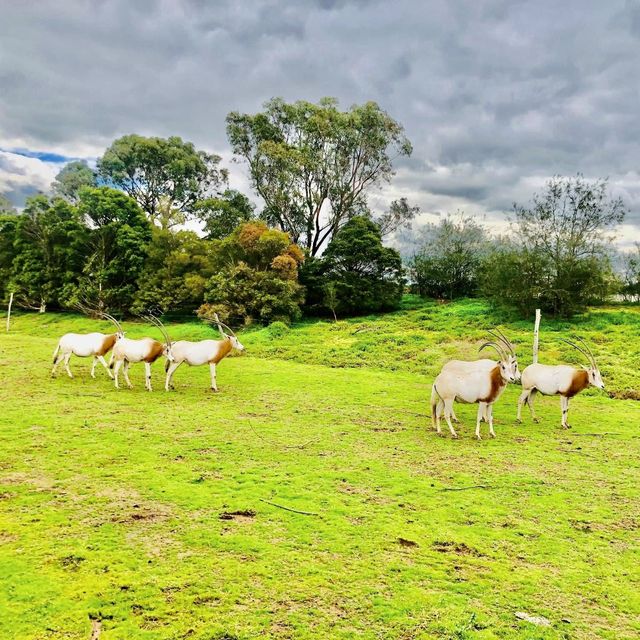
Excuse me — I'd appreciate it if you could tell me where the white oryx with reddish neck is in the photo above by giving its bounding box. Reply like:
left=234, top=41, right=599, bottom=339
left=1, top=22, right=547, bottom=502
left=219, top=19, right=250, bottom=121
left=431, top=341, right=517, bottom=439
left=165, top=314, right=244, bottom=392
left=517, top=336, right=605, bottom=429
left=110, top=314, right=174, bottom=391
left=52, top=310, right=124, bottom=379
left=441, top=329, right=520, bottom=424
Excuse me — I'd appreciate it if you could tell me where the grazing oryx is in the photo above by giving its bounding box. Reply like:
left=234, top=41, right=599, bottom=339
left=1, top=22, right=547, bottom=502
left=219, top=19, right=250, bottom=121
left=110, top=314, right=174, bottom=391
left=165, top=314, right=244, bottom=392
left=52, top=311, right=124, bottom=379
left=431, top=342, right=517, bottom=439
left=517, top=337, right=605, bottom=429
left=442, top=329, right=520, bottom=423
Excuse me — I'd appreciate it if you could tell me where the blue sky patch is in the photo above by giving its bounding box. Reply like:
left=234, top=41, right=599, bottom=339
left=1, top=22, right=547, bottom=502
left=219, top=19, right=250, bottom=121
left=1, top=147, right=73, bottom=164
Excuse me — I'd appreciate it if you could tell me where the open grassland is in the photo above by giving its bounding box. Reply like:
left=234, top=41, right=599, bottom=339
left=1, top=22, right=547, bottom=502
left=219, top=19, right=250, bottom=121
left=0, top=300, right=639, bottom=639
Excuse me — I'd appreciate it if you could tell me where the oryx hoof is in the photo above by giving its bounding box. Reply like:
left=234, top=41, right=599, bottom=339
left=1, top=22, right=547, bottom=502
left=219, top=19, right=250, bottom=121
left=476, top=434, right=482, bottom=441
left=533, top=418, right=540, bottom=424
left=490, top=433, right=496, bottom=439
left=451, top=433, right=458, bottom=439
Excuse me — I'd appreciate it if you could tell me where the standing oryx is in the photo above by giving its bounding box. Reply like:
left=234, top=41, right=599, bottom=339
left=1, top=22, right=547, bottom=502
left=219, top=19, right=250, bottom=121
left=431, top=340, right=517, bottom=439
left=52, top=310, right=124, bottom=379
left=517, top=337, right=605, bottom=429
left=441, top=329, right=520, bottom=423
left=110, top=314, right=174, bottom=391
left=165, top=314, right=244, bottom=392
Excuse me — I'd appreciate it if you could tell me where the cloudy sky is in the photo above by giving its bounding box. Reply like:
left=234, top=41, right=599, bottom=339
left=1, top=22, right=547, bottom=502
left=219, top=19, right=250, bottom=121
left=1, top=0, right=639, bottom=247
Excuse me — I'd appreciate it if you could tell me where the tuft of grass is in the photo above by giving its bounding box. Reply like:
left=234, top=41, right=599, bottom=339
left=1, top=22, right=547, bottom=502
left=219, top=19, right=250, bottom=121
left=0, top=299, right=638, bottom=639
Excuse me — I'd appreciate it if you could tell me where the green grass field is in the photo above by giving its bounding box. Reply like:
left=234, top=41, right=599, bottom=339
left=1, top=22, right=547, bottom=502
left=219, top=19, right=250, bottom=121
left=1, top=299, right=639, bottom=639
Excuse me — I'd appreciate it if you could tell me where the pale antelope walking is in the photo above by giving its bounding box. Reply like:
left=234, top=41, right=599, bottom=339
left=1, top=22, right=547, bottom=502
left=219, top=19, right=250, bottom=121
left=165, top=314, right=244, bottom=392
left=431, top=341, right=517, bottom=439
left=442, top=329, right=520, bottom=423
left=517, top=337, right=605, bottom=429
left=110, top=315, right=174, bottom=391
left=52, top=311, right=124, bottom=379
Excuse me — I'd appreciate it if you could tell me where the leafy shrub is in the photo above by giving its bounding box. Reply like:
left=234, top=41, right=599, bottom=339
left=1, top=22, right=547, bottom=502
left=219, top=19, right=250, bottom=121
left=301, top=217, right=404, bottom=317
left=267, top=321, right=290, bottom=339
left=197, top=222, right=304, bottom=325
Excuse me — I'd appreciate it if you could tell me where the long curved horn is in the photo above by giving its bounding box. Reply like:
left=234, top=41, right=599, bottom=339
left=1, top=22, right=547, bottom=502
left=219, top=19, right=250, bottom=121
left=80, top=303, right=123, bottom=333
left=213, top=313, right=236, bottom=338
left=142, top=313, right=165, bottom=342
left=494, top=328, right=515, bottom=354
left=575, top=336, right=596, bottom=366
left=479, top=341, right=507, bottom=361
left=561, top=339, right=591, bottom=364
left=102, top=312, right=124, bottom=333
left=488, top=329, right=514, bottom=355
left=144, top=313, right=171, bottom=346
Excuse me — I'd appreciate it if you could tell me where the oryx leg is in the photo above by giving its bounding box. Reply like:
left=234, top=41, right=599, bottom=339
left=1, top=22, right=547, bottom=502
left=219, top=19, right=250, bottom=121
left=123, top=361, right=133, bottom=389
left=144, top=362, right=152, bottom=391
left=443, top=399, right=458, bottom=438
left=517, top=389, right=530, bottom=423
left=431, top=391, right=442, bottom=435
left=487, top=404, right=496, bottom=438
left=51, top=353, right=62, bottom=377
left=450, top=406, right=460, bottom=423
left=63, top=353, right=73, bottom=378
left=527, top=389, right=539, bottom=422
left=475, top=403, right=484, bottom=440
left=97, top=355, right=113, bottom=378
left=209, top=362, right=218, bottom=392
left=560, top=395, right=571, bottom=429
left=165, top=361, right=180, bottom=391
left=113, top=359, right=123, bottom=389
left=91, top=356, right=98, bottom=379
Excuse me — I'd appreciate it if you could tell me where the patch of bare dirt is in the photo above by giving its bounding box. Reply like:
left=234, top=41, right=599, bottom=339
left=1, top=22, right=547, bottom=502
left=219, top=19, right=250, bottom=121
left=396, top=537, right=419, bottom=548
left=219, top=509, right=256, bottom=522
left=111, top=504, right=168, bottom=524
left=193, top=594, right=220, bottom=605
left=0, top=532, right=18, bottom=544
left=432, top=540, right=484, bottom=557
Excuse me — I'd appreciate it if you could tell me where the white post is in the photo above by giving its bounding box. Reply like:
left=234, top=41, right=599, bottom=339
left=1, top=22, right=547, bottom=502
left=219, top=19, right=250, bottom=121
left=6, top=292, right=13, bottom=333
left=533, top=308, right=541, bottom=364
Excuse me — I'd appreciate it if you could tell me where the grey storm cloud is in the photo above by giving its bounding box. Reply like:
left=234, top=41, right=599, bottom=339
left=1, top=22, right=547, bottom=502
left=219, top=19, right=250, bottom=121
left=1, top=0, right=639, bottom=242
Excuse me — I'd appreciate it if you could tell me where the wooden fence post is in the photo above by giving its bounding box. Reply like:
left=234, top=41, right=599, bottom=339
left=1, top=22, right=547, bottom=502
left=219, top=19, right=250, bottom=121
left=6, top=292, right=13, bottom=333
left=533, top=308, right=541, bottom=364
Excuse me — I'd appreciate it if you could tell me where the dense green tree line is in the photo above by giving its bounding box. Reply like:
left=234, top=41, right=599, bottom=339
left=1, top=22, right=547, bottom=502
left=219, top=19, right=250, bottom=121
left=409, top=176, right=629, bottom=317
left=0, top=97, right=633, bottom=322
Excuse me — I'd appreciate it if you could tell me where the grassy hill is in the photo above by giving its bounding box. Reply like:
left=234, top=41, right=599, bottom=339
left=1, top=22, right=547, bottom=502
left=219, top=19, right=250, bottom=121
left=0, top=299, right=638, bottom=639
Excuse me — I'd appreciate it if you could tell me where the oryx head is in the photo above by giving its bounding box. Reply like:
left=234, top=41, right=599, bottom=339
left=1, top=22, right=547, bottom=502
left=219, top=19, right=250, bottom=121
left=480, top=340, right=517, bottom=383
left=76, top=302, right=126, bottom=340
left=144, top=313, right=175, bottom=362
left=562, top=337, right=605, bottom=391
left=102, top=311, right=125, bottom=341
left=213, top=313, right=245, bottom=352
left=487, top=328, right=520, bottom=382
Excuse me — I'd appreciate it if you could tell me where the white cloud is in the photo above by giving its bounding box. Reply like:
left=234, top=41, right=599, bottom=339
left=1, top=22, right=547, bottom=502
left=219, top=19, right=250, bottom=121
left=0, top=0, right=638, bottom=240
